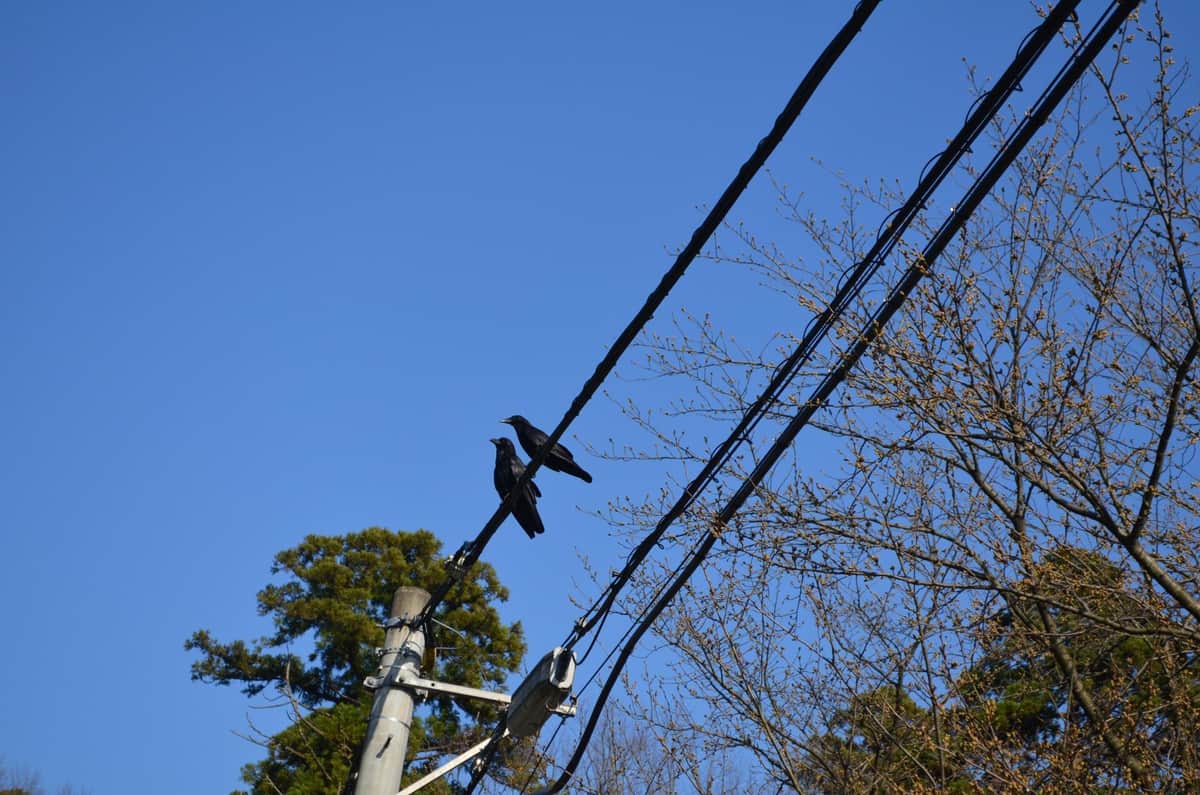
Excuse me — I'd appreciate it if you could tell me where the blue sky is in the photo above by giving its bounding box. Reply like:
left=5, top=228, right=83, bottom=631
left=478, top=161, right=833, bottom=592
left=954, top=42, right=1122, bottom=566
left=3, top=2, right=1197, bottom=793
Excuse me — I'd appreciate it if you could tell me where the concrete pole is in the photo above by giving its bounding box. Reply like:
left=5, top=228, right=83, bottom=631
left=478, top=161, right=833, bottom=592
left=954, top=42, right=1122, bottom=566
left=354, top=586, right=431, bottom=795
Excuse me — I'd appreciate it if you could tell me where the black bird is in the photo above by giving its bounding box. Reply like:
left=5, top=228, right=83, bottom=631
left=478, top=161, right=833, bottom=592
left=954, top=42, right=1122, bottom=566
left=500, top=415, right=593, bottom=483
left=490, top=437, right=545, bottom=539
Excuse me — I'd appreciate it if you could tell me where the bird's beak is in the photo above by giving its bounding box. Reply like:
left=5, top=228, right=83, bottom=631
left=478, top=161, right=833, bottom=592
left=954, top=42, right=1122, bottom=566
left=489, top=437, right=502, bottom=445
left=499, top=417, right=513, bottom=425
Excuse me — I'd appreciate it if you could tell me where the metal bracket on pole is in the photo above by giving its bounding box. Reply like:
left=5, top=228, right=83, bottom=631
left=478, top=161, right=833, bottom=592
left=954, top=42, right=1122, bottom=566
left=396, top=732, right=509, bottom=795
left=380, top=613, right=421, bottom=631
left=393, top=670, right=514, bottom=706
left=375, top=668, right=578, bottom=721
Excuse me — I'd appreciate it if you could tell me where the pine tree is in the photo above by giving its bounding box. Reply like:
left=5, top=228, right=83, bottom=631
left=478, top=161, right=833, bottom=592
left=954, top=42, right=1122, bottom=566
left=186, top=527, right=525, bottom=794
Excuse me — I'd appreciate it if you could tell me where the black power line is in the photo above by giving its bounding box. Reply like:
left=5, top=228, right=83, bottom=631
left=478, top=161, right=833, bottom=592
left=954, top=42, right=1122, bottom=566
left=452, top=3, right=886, bottom=792
left=558, top=0, right=1089, bottom=659
left=418, top=0, right=885, bottom=627
left=524, top=3, right=1139, bottom=792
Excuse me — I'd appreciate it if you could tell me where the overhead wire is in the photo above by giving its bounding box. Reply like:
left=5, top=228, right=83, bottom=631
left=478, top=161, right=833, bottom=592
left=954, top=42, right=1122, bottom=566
left=455, top=3, right=885, bottom=792
left=558, top=0, right=1088, bottom=656
left=462, top=0, right=1137, bottom=790
left=466, top=0, right=1088, bottom=785
left=525, top=3, right=1139, bottom=791
left=418, top=0, right=884, bottom=628
left=517, top=715, right=569, bottom=795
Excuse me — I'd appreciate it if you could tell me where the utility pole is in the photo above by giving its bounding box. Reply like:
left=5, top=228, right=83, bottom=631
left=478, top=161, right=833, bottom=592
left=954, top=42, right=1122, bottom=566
left=354, top=586, right=430, bottom=795
left=351, top=585, right=576, bottom=793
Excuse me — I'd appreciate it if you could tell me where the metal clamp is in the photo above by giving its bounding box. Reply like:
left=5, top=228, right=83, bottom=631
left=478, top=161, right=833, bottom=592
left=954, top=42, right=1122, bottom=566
left=380, top=613, right=420, bottom=631
left=447, top=542, right=473, bottom=571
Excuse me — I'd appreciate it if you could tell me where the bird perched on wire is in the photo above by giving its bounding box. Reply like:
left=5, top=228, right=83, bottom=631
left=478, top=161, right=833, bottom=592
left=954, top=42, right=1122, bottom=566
left=490, top=437, right=545, bottom=539
left=500, top=415, right=593, bottom=483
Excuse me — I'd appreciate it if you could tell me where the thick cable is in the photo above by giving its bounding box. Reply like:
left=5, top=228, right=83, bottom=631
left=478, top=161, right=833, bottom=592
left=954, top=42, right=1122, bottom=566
left=457, top=5, right=886, bottom=791
left=560, top=0, right=1086, bottom=652
left=530, top=3, right=1138, bottom=791
left=419, top=0, right=884, bottom=625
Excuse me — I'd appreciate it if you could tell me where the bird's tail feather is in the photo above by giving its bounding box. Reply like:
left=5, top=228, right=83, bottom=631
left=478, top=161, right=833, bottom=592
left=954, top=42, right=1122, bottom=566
left=563, top=461, right=593, bottom=483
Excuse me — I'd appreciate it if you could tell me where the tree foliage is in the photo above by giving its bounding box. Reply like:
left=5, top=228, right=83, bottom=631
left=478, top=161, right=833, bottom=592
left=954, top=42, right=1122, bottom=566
left=0, top=761, right=89, bottom=795
left=186, top=527, right=525, bottom=794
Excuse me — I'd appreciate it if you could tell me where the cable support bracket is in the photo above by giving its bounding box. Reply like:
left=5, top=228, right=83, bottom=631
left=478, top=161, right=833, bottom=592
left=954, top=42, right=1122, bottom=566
left=446, top=541, right=474, bottom=573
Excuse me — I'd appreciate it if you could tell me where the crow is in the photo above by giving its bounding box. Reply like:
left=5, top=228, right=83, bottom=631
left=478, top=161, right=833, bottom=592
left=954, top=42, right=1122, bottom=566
left=500, top=415, right=593, bottom=483
left=490, top=437, right=545, bottom=539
